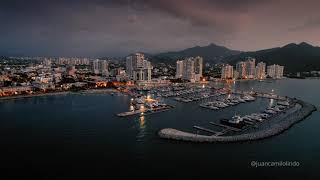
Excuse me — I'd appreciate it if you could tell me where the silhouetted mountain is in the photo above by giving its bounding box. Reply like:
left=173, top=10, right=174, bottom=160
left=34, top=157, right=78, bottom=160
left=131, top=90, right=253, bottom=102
left=226, top=42, right=320, bottom=73
left=151, top=43, right=241, bottom=63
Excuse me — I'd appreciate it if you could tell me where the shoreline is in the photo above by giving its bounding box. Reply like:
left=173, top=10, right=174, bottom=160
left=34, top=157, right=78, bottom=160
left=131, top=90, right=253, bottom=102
left=0, top=88, right=118, bottom=101
left=0, top=91, right=71, bottom=101
left=158, top=100, right=317, bottom=143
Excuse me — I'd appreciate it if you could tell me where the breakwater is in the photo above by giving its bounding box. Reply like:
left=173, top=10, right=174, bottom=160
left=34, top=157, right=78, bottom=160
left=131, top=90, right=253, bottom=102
left=159, top=100, right=317, bottom=143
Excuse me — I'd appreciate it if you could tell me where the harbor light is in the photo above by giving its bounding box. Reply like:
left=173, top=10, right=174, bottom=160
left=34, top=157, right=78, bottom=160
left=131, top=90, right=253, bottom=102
left=140, top=105, right=145, bottom=112
left=129, top=105, right=134, bottom=111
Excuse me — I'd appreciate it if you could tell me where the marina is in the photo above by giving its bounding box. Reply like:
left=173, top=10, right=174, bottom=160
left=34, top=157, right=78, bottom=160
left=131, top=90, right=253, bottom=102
left=158, top=85, right=317, bottom=143
left=116, top=81, right=313, bottom=142
left=159, top=99, right=317, bottom=142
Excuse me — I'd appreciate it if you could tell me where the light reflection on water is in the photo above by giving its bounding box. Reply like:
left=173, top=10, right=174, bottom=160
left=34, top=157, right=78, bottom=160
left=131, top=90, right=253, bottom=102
left=269, top=98, right=275, bottom=107
left=136, top=115, right=147, bottom=141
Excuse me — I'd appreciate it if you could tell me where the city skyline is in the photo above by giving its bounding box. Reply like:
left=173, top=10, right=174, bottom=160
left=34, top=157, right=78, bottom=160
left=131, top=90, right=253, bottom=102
left=1, top=1, right=320, bottom=179
left=1, top=0, right=320, bottom=56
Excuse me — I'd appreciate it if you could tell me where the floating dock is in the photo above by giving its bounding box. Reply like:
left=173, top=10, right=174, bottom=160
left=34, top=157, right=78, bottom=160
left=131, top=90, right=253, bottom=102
left=209, top=122, right=241, bottom=132
left=117, top=105, right=174, bottom=117
left=193, top=126, right=218, bottom=135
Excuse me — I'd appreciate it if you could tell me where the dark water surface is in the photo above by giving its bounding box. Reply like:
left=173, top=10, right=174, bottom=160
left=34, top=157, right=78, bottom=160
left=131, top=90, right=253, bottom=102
left=0, top=79, right=319, bottom=179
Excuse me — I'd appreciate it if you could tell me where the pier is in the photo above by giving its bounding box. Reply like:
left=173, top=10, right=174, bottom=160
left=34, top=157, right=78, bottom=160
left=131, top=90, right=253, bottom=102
left=193, top=126, right=219, bottom=135
left=209, top=122, right=241, bottom=132
left=117, top=104, right=174, bottom=117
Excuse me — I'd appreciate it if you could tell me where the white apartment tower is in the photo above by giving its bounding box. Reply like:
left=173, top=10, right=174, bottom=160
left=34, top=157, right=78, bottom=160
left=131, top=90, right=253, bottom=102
left=221, top=64, right=234, bottom=79
left=176, top=60, right=183, bottom=78
left=176, top=56, right=203, bottom=82
left=126, top=53, right=153, bottom=81
left=267, top=64, right=284, bottom=79
left=245, top=57, right=256, bottom=79
left=255, top=62, right=266, bottom=79
left=92, top=59, right=108, bottom=75
left=236, top=61, right=246, bottom=79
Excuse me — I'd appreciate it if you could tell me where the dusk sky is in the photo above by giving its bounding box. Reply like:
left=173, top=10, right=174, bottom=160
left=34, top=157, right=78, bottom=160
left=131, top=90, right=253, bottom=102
left=1, top=0, right=320, bottom=57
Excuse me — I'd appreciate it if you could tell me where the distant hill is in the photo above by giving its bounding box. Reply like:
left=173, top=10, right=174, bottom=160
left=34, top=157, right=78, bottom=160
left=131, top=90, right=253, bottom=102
left=226, top=42, right=320, bottom=73
left=151, top=43, right=241, bottom=64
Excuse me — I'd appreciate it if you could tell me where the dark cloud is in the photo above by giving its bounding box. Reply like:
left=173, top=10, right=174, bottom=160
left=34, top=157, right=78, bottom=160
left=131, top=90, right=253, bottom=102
left=288, top=18, right=320, bottom=32
left=0, top=0, right=320, bottom=56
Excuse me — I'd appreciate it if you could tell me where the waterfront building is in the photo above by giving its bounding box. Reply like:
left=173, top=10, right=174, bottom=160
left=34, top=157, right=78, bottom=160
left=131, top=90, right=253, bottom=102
left=221, top=64, right=234, bottom=79
left=176, top=56, right=203, bottom=82
left=255, top=62, right=266, bottom=79
left=126, top=53, right=153, bottom=82
left=236, top=61, right=246, bottom=79
left=183, top=58, right=195, bottom=82
left=194, top=56, right=203, bottom=81
left=0, top=86, right=33, bottom=96
left=267, top=64, right=284, bottom=79
left=245, top=57, right=256, bottom=79
left=233, top=70, right=239, bottom=79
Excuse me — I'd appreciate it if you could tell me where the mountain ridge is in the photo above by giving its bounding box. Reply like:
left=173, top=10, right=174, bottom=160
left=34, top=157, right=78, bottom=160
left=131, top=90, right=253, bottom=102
left=150, top=43, right=241, bottom=63
left=225, top=42, right=320, bottom=73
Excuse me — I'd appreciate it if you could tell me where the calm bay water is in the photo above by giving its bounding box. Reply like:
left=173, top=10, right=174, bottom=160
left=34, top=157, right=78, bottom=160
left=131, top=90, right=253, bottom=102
left=0, top=79, right=319, bottom=179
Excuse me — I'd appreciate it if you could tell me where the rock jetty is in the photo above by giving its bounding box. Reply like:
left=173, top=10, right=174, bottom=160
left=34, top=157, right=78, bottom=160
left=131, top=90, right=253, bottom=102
left=159, top=100, right=316, bottom=143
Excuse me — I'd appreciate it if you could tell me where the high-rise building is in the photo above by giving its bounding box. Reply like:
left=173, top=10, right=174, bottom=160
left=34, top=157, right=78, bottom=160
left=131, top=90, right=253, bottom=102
left=245, top=57, right=256, bottom=79
left=176, top=60, right=183, bottom=78
left=236, top=57, right=256, bottom=79
left=221, top=64, right=234, bottom=79
left=126, top=53, right=152, bottom=81
left=255, top=62, right=266, bottom=79
left=233, top=70, right=239, bottom=79
left=194, top=56, right=203, bottom=81
left=183, top=58, right=195, bottom=82
left=176, top=57, right=203, bottom=82
left=236, top=61, right=246, bottom=79
left=92, top=59, right=108, bottom=75
left=267, top=64, right=284, bottom=79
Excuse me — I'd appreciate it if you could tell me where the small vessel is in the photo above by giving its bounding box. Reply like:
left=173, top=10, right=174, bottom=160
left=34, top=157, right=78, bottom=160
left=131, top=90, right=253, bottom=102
left=242, top=95, right=256, bottom=101
left=259, top=113, right=270, bottom=119
left=267, top=107, right=282, bottom=112
left=249, top=115, right=263, bottom=122
left=209, top=106, right=219, bottom=110
left=277, top=101, right=290, bottom=106
left=264, top=109, right=277, bottom=114
left=220, top=115, right=246, bottom=128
